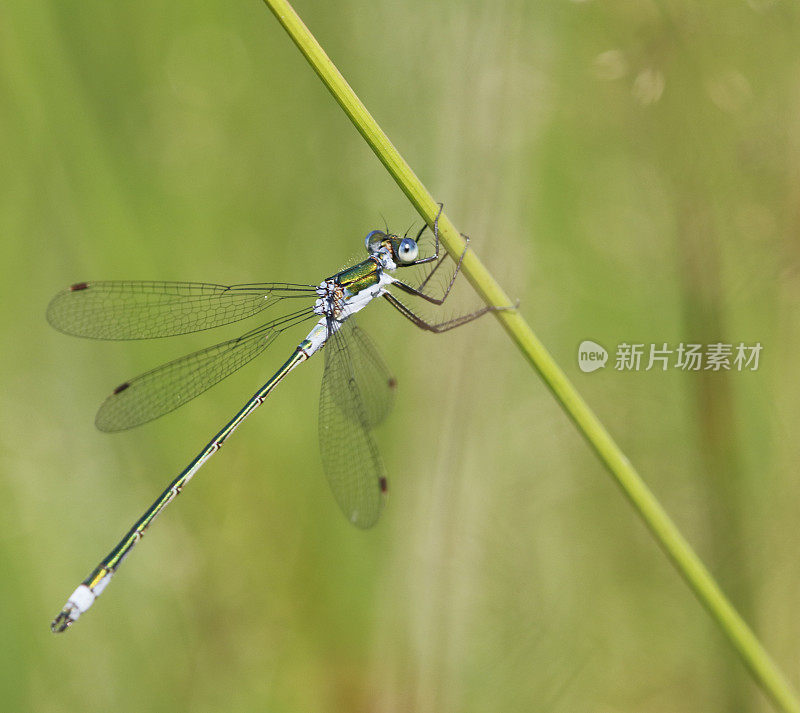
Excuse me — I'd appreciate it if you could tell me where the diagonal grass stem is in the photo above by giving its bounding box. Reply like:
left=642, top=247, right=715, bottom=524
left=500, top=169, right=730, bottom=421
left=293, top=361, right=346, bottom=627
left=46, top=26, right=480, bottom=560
left=260, top=2, right=799, bottom=711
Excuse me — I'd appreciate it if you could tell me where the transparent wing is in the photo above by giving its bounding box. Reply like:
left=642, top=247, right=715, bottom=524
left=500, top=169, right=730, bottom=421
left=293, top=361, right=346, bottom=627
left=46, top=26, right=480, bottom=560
left=96, top=307, right=316, bottom=432
left=318, top=319, right=391, bottom=529
left=335, top=320, right=396, bottom=428
left=47, top=281, right=317, bottom=340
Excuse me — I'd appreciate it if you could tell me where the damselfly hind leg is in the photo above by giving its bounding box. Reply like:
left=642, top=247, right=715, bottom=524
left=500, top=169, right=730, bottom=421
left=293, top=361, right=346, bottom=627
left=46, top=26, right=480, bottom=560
left=382, top=292, right=512, bottom=333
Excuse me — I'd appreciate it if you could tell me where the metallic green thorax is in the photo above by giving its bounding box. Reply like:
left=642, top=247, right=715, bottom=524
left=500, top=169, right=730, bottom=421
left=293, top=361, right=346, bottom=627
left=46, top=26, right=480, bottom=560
left=335, top=258, right=382, bottom=298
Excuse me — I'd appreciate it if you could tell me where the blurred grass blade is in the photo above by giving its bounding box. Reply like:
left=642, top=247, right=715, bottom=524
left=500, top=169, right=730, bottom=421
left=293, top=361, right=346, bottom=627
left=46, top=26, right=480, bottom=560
left=260, top=1, right=800, bottom=712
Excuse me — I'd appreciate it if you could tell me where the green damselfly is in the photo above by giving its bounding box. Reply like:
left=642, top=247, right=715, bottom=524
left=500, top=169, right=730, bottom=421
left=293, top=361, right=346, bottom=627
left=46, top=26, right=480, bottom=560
left=48, top=209, right=501, bottom=632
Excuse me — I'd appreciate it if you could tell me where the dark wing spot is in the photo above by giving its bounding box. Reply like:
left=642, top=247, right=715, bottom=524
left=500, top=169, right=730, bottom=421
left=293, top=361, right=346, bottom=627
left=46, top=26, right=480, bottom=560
left=113, top=382, right=130, bottom=395
left=387, top=377, right=397, bottom=389
left=69, top=282, right=89, bottom=291
left=379, top=476, right=388, bottom=493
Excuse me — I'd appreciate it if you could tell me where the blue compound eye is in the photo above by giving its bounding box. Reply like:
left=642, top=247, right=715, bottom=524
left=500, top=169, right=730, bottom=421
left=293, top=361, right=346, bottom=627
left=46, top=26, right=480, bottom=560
left=396, top=238, right=419, bottom=264
left=365, top=230, right=385, bottom=251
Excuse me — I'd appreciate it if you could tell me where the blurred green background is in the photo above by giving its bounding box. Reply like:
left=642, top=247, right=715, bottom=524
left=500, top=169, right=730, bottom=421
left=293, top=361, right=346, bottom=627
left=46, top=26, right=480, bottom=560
left=2, top=0, right=799, bottom=711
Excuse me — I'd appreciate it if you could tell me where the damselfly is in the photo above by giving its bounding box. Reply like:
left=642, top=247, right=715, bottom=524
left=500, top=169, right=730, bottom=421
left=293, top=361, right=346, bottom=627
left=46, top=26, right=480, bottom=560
left=48, top=208, right=499, bottom=632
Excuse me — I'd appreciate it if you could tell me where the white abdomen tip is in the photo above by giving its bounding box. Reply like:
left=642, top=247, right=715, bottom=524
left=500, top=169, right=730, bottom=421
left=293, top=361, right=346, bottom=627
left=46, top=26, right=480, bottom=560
left=68, top=584, right=96, bottom=614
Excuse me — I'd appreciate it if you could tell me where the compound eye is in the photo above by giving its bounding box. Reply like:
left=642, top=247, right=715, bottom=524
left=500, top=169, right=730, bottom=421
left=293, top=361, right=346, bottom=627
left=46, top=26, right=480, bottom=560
left=365, top=230, right=385, bottom=252
left=396, top=238, right=419, bottom=264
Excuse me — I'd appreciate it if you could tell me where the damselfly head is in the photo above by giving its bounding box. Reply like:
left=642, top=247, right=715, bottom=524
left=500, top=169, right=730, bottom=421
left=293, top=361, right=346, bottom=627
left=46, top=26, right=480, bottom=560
left=365, top=230, right=419, bottom=266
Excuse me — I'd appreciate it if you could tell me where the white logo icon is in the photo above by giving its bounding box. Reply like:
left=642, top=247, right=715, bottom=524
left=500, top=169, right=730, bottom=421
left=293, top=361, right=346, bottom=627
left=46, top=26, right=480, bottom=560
left=578, top=340, right=608, bottom=373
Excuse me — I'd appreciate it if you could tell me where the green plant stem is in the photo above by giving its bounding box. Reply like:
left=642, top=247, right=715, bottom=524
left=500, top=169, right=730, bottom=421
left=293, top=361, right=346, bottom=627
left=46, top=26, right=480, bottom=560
left=261, top=2, right=799, bottom=711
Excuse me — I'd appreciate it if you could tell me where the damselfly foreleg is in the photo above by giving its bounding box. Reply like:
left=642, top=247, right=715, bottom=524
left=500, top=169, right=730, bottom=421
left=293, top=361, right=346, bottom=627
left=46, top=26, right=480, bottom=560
left=392, top=236, right=470, bottom=305
left=396, top=204, right=474, bottom=304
